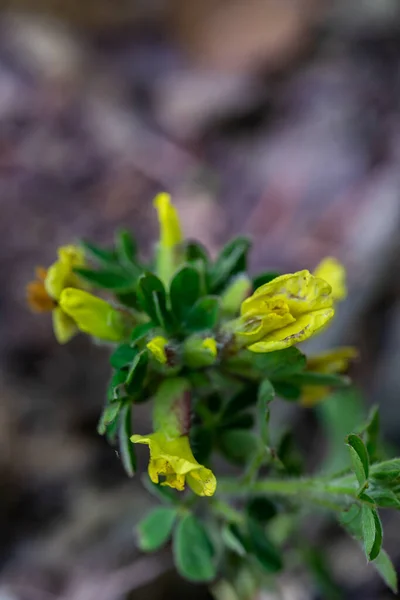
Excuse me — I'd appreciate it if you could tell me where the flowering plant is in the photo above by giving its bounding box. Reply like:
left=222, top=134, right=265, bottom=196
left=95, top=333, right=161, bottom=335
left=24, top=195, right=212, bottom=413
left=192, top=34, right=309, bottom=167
left=28, top=194, right=399, bottom=596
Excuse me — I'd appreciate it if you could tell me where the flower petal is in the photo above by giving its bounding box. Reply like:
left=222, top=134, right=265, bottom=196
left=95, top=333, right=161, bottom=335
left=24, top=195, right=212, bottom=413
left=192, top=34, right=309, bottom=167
left=187, top=468, right=217, bottom=497
left=313, top=257, right=347, bottom=301
left=307, top=346, right=358, bottom=374
left=52, top=306, right=78, bottom=344
left=248, top=308, right=334, bottom=353
left=248, top=270, right=333, bottom=316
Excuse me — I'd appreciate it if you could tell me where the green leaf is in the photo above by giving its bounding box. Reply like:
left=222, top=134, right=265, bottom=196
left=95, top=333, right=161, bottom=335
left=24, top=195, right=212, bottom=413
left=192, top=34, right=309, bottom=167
left=118, top=405, right=136, bottom=477
left=190, top=426, right=213, bottom=464
left=222, top=384, right=258, bottom=418
left=81, top=240, right=117, bottom=266
left=318, top=389, right=366, bottom=475
left=170, top=266, right=201, bottom=323
left=219, top=430, right=259, bottom=465
left=137, top=507, right=178, bottom=552
left=247, top=518, right=283, bottom=573
left=107, top=369, right=127, bottom=402
left=116, top=291, right=141, bottom=309
left=373, top=549, right=398, bottom=593
left=97, top=402, right=121, bottom=435
left=257, top=379, right=274, bottom=443
left=209, top=236, right=251, bottom=292
left=289, top=372, right=350, bottom=388
left=222, top=524, right=247, bottom=557
left=370, top=458, right=400, bottom=482
left=130, top=322, right=155, bottom=344
left=185, top=296, right=220, bottom=332
left=369, top=489, right=400, bottom=509
left=347, top=434, right=369, bottom=486
left=277, top=431, right=304, bottom=476
left=220, top=413, right=255, bottom=431
left=184, top=241, right=210, bottom=266
left=253, top=272, right=281, bottom=289
left=253, top=347, right=306, bottom=378
left=74, top=267, right=134, bottom=290
left=339, top=504, right=362, bottom=539
left=110, top=344, right=138, bottom=369
left=273, top=381, right=301, bottom=401
left=137, top=273, right=170, bottom=329
left=369, top=509, right=383, bottom=561
left=125, top=350, right=149, bottom=396
left=173, top=514, right=216, bottom=582
left=246, top=497, right=277, bottom=524
left=115, top=229, right=137, bottom=266
left=361, top=505, right=376, bottom=560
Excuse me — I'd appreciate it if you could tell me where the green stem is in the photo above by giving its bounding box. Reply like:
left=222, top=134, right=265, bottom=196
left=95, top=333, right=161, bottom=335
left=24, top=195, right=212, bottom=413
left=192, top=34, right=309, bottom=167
left=211, top=498, right=244, bottom=524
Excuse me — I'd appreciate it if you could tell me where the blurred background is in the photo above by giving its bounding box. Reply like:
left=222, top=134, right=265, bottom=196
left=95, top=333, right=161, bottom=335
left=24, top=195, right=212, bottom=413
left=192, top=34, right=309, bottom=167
left=1, top=1, right=400, bottom=598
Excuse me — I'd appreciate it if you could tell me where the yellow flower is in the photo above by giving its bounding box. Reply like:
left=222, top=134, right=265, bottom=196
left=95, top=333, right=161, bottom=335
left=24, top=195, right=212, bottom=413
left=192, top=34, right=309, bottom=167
left=153, top=192, right=183, bottom=284
left=313, top=257, right=347, bottom=302
left=238, top=270, right=335, bottom=353
left=27, top=245, right=86, bottom=344
left=301, top=346, right=358, bottom=407
left=59, top=288, right=127, bottom=342
left=147, top=336, right=168, bottom=364
left=131, top=431, right=217, bottom=496
left=154, top=192, right=182, bottom=248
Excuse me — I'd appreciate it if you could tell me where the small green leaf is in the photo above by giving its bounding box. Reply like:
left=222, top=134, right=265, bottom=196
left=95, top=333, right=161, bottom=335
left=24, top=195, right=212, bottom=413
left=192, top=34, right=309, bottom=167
left=173, top=514, right=216, bottom=582
left=137, top=273, right=170, bottom=328
left=219, top=430, right=259, bottom=465
left=209, top=236, right=251, bottom=293
left=347, top=434, right=369, bottom=486
left=74, top=267, right=134, bottom=290
left=361, top=505, right=376, bottom=559
left=170, top=266, right=201, bottom=323
left=116, top=291, right=141, bottom=309
left=115, top=229, right=137, bottom=266
left=190, top=426, right=213, bottom=464
left=373, top=549, right=398, bottom=593
left=110, top=344, right=138, bottom=369
left=247, top=518, right=283, bottom=573
left=289, top=372, right=350, bottom=388
left=130, top=322, right=155, bottom=344
left=370, top=458, right=400, bottom=482
left=125, top=350, right=148, bottom=396
left=185, top=296, right=220, bottom=332
left=246, top=497, right=277, bottom=524
left=369, top=509, right=383, bottom=561
left=222, top=524, right=247, bottom=557
left=339, top=504, right=362, bottom=539
left=253, top=347, right=306, bottom=378
left=222, top=384, right=258, bottom=418
left=184, top=241, right=210, bottom=266
left=118, top=405, right=136, bottom=477
left=257, top=379, right=274, bottom=443
left=107, top=369, right=127, bottom=402
left=273, top=381, right=301, bottom=401
left=81, top=240, right=117, bottom=265
left=253, top=272, right=281, bottom=289
left=97, top=402, right=121, bottom=435
left=137, top=507, right=178, bottom=552
left=369, top=489, right=400, bottom=509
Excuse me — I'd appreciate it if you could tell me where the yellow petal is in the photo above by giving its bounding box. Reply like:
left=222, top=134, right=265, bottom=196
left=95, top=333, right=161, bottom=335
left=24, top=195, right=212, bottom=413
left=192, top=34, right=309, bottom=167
left=59, top=288, right=126, bottom=342
left=300, top=385, right=329, bottom=408
left=45, top=261, right=71, bottom=301
left=313, top=257, right=347, bottom=301
left=247, top=270, right=333, bottom=317
left=248, top=308, right=334, bottom=353
left=147, top=336, right=168, bottom=364
left=153, top=192, right=182, bottom=249
left=57, top=244, right=85, bottom=268
left=52, top=306, right=78, bottom=344
left=307, top=346, right=358, bottom=374
left=187, top=468, right=217, bottom=497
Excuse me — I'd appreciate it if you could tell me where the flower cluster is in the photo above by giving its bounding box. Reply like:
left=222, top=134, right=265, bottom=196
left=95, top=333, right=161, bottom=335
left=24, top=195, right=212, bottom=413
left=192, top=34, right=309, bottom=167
left=27, top=193, right=354, bottom=498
